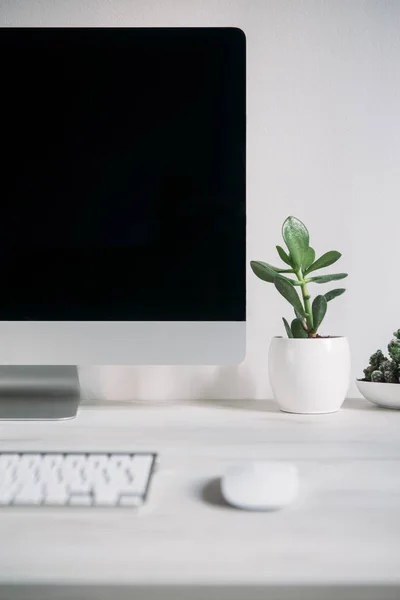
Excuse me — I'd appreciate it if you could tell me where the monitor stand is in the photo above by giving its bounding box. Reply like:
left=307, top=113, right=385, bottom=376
left=0, top=366, right=81, bottom=420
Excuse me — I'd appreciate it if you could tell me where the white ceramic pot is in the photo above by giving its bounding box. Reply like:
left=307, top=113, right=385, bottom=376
left=268, top=337, right=351, bottom=414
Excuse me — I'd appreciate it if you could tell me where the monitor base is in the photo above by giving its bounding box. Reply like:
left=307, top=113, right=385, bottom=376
left=0, top=366, right=80, bottom=420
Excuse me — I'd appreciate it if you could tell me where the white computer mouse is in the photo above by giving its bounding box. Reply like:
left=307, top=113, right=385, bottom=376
left=220, top=461, right=299, bottom=511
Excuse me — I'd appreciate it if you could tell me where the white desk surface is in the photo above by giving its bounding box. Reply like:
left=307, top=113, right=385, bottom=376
left=0, top=397, right=400, bottom=599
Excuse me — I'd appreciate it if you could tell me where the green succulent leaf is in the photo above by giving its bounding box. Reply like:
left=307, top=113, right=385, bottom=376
left=276, top=245, right=293, bottom=267
left=324, top=288, right=346, bottom=302
left=250, top=261, right=276, bottom=283
left=282, top=317, right=293, bottom=338
left=282, top=216, right=309, bottom=270
left=253, top=261, right=294, bottom=275
left=250, top=261, right=301, bottom=285
left=274, top=276, right=307, bottom=318
left=268, top=264, right=294, bottom=274
left=305, top=251, right=342, bottom=275
left=302, top=247, right=315, bottom=271
left=312, top=295, right=327, bottom=332
left=291, top=318, right=308, bottom=338
left=307, top=273, right=348, bottom=284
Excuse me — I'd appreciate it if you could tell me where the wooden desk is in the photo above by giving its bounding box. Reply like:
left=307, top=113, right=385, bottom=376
left=0, top=398, right=399, bottom=599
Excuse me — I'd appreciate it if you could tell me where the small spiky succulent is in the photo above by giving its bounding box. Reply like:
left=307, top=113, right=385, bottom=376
left=380, top=359, right=398, bottom=384
left=370, top=350, right=385, bottom=370
left=361, top=329, right=400, bottom=384
left=388, top=330, right=400, bottom=363
left=363, top=365, right=375, bottom=382
left=371, top=370, right=384, bottom=383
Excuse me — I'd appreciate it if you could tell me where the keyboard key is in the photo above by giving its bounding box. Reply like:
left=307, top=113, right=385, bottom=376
left=17, top=472, right=37, bottom=487
left=109, top=455, right=133, bottom=469
left=106, top=465, right=128, bottom=481
left=0, top=469, right=13, bottom=484
left=19, top=454, right=42, bottom=468
left=44, top=483, right=68, bottom=505
left=0, top=483, right=20, bottom=505
left=63, top=468, right=85, bottom=484
left=0, top=455, right=19, bottom=470
left=14, top=485, right=43, bottom=505
left=42, top=454, right=64, bottom=468
left=37, top=470, right=60, bottom=486
left=0, top=454, right=20, bottom=464
left=64, top=455, right=87, bottom=469
left=93, top=487, right=120, bottom=506
left=87, top=455, right=109, bottom=467
left=68, top=480, right=92, bottom=494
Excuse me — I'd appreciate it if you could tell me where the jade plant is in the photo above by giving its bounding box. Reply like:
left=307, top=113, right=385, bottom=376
left=361, top=330, right=400, bottom=384
left=250, top=216, right=348, bottom=338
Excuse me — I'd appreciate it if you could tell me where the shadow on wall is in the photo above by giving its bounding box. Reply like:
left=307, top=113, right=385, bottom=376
left=79, top=365, right=257, bottom=403
left=193, top=365, right=256, bottom=401
left=78, top=366, right=139, bottom=402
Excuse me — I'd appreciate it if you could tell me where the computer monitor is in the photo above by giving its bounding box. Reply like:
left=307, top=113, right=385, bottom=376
left=0, top=27, right=246, bottom=418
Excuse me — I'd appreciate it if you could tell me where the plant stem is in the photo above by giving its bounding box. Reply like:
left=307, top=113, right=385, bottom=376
left=301, top=281, right=314, bottom=333
left=295, top=269, right=314, bottom=334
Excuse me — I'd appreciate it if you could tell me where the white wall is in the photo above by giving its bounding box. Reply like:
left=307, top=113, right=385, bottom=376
left=2, top=0, right=399, bottom=401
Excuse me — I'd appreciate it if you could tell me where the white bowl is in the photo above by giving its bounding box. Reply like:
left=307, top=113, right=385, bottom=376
left=356, top=379, right=400, bottom=409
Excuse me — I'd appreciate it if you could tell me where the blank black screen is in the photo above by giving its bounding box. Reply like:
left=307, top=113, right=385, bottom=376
left=0, top=28, right=246, bottom=321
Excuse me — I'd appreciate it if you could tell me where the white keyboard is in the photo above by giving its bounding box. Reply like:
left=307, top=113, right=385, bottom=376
left=0, top=452, right=157, bottom=507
